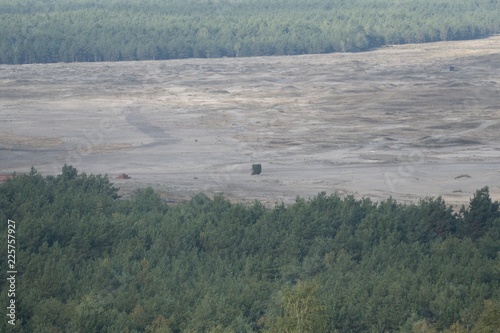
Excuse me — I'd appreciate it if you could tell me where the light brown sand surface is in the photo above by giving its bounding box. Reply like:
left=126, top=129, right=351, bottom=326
left=1, top=36, right=499, bottom=206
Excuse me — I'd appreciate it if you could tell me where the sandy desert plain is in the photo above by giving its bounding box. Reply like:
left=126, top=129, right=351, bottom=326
left=0, top=36, right=499, bottom=208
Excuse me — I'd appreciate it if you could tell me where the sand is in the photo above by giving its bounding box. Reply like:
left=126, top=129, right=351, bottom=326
left=1, top=36, right=499, bottom=207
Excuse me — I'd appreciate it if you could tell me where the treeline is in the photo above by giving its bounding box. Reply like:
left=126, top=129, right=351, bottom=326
left=0, top=166, right=499, bottom=332
left=0, top=0, right=499, bottom=64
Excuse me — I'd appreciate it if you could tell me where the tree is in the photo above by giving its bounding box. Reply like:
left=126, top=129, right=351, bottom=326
left=471, top=300, right=500, bottom=333
left=459, top=187, right=500, bottom=240
left=264, top=280, right=328, bottom=333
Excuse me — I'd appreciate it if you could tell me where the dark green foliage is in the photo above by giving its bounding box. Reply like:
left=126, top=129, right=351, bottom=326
left=458, top=187, right=500, bottom=240
left=0, top=0, right=499, bottom=64
left=0, top=167, right=499, bottom=332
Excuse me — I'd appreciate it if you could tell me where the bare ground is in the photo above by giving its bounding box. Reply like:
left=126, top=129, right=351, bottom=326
left=1, top=36, right=499, bottom=207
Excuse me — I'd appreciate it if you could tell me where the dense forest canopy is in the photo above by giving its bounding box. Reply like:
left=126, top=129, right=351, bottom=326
left=0, top=166, right=499, bottom=332
left=0, top=0, right=499, bottom=64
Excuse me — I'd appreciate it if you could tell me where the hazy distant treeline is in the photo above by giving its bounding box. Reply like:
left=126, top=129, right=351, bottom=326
left=0, top=0, right=499, bottom=63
